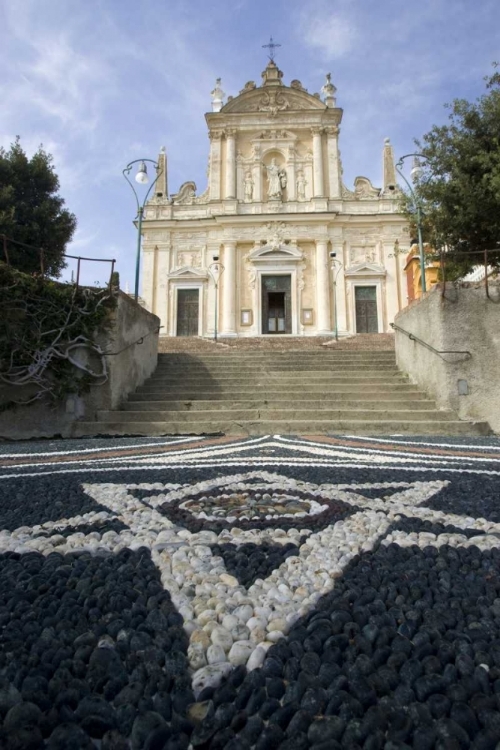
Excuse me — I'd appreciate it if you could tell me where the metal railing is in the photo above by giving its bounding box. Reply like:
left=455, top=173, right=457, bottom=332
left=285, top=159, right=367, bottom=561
left=1, top=234, right=117, bottom=291
left=105, top=326, right=162, bottom=356
left=391, top=322, right=471, bottom=362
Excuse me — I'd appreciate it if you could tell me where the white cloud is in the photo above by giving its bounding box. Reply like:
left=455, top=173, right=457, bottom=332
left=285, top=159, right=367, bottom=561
left=298, top=1, right=358, bottom=60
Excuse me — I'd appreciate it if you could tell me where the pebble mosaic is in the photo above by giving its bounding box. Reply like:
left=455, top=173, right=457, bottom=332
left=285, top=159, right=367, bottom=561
left=1, top=434, right=500, bottom=748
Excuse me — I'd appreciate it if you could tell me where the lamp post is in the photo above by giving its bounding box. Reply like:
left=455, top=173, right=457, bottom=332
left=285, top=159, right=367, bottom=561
left=395, top=153, right=428, bottom=295
left=330, top=254, right=343, bottom=342
left=123, top=158, right=162, bottom=302
left=208, top=258, right=225, bottom=342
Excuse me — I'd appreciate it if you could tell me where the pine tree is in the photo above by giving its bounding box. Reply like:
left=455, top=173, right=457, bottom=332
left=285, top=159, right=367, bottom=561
left=0, top=137, right=77, bottom=276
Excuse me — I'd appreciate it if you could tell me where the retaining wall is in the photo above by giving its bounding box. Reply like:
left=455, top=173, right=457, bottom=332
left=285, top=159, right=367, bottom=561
left=0, top=293, right=159, bottom=440
left=394, top=285, right=500, bottom=433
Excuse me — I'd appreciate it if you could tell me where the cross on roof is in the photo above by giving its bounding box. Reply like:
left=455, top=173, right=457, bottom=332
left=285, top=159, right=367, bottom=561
left=262, top=36, right=281, bottom=62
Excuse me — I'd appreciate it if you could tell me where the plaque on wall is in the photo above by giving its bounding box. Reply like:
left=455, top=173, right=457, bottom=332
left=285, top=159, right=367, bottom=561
left=301, top=309, right=314, bottom=325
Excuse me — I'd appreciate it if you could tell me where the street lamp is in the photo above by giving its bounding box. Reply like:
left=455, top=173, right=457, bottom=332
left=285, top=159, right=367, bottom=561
left=123, top=158, right=163, bottom=302
left=330, top=252, right=343, bottom=342
left=208, top=257, right=225, bottom=342
left=395, top=153, right=428, bottom=294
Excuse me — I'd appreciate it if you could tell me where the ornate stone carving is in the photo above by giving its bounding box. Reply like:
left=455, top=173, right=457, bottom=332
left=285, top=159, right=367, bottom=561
left=353, top=177, right=381, bottom=200
left=290, top=79, right=306, bottom=91
left=171, top=181, right=197, bottom=205
left=176, top=251, right=201, bottom=269
left=194, top=186, right=210, bottom=204
left=325, top=125, right=340, bottom=136
left=263, top=221, right=287, bottom=247
left=298, top=260, right=307, bottom=290
left=258, top=89, right=290, bottom=117
left=240, top=81, right=256, bottom=93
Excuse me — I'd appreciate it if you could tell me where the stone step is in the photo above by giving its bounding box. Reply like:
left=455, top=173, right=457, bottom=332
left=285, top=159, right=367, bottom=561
left=133, top=384, right=421, bottom=396
left=158, top=354, right=397, bottom=362
left=123, top=397, right=436, bottom=411
left=73, top=419, right=490, bottom=438
left=143, top=373, right=407, bottom=384
left=153, top=365, right=399, bottom=374
left=98, top=409, right=458, bottom=423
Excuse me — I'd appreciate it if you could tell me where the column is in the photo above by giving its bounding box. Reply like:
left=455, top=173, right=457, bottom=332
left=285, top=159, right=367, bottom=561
left=311, top=127, right=325, bottom=198
left=316, top=240, right=331, bottom=334
left=209, top=130, right=222, bottom=200
left=326, top=126, right=341, bottom=198
left=225, top=129, right=236, bottom=199
left=221, top=241, right=237, bottom=335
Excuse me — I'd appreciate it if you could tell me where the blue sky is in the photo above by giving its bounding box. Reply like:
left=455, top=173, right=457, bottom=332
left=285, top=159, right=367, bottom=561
left=1, top=0, right=499, bottom=289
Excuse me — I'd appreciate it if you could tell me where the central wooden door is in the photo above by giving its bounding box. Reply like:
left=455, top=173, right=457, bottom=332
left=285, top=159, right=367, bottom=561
left=267, top=292, right=286, bottom=333
left=176, top=289, right=199, bottom=336
left=355, top=286, right=378, bottom=333
left=262, top=276, right=292, bottom=334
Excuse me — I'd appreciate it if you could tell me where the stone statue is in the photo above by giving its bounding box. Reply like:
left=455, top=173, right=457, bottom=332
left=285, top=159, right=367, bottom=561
left=296, top=171, right=306, bottom=200
left=244, top=172, right=253, bottom=201
left=265, top=158, right=282, bottom=199
left=265, top=159, right=286, bottom=199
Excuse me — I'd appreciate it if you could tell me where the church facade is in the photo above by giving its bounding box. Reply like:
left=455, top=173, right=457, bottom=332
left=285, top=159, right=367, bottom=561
left=140, top=60, right=408, bottom=338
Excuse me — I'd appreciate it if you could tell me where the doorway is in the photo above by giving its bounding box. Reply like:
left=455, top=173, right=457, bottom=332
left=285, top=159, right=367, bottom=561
left=261, top=275, right=291, bottom=334
left=176, top=288, right=199, bottom=336
left=355, top=286, right=378, bottom=333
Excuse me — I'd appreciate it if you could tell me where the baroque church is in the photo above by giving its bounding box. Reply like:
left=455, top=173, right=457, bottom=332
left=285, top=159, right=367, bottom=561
left=140, top=58, right=408, bottom=338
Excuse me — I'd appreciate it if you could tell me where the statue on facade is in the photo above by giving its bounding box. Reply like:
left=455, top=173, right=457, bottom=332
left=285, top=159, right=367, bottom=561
left=265, top=158, right=287, bottom=200
left=296, top=171, right=307, bottom=200
left=244, top=172, right=254, bottom=201
left=279, top=167, right=287, bottom=190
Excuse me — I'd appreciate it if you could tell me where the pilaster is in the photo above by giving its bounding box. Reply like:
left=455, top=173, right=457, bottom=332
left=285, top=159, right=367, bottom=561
left=209, top=130, right=223, bottom=200
left=156, top=243, right=171, bottom=333
left=221, top=241, right=237, bottom=335
left=315, top=239, right=331, bottom=334
left=225, top=129, right=236, bottom=199
left=311, top=127, right=325, bottom=198
left=325, top=126, right=341, bottom=199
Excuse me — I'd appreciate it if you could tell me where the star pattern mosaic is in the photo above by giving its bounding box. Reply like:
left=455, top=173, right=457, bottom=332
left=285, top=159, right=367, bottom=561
left=2, top=434, right=500, bottom=748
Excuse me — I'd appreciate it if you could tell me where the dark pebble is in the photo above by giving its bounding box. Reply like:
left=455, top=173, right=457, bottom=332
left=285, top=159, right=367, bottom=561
left=254, top=723, right=285, bottom=750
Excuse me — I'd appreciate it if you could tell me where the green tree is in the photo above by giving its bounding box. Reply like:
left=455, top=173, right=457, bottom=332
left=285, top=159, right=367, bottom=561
left=0, top=137, right=77, bottom=276
left=404, top=68, right=500, bottom=275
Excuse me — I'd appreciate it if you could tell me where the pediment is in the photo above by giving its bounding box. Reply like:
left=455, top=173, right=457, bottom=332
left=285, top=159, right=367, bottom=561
left=248, top=243, right=303, bottom=261
left=168, top=266, right=208, bottom=280
left=345, top=262, right=386, bottom=277
left=221, top=86, right=327, bottom=115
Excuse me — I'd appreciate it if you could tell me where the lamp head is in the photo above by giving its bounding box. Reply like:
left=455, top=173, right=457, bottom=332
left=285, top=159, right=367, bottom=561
left=410, top=157, right=422, bottom=181
left=135, top=162, right=149, bottom=184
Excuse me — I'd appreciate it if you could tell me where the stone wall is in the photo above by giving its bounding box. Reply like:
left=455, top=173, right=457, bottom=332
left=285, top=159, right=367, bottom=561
left=0, top=293, right=159, bottom=440
left=394, top=285, right=500, bottom=433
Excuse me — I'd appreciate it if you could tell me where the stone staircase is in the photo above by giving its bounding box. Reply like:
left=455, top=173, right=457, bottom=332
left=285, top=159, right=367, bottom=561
left=74, top=338, right=490, bottom=437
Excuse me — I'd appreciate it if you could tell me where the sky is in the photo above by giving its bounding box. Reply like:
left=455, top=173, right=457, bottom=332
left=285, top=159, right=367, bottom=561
left=1, top=0, right=499, bottom=289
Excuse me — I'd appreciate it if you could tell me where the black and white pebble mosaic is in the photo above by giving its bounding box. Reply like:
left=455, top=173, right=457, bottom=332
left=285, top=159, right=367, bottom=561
left=1, top=433, right=500, bottom=748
